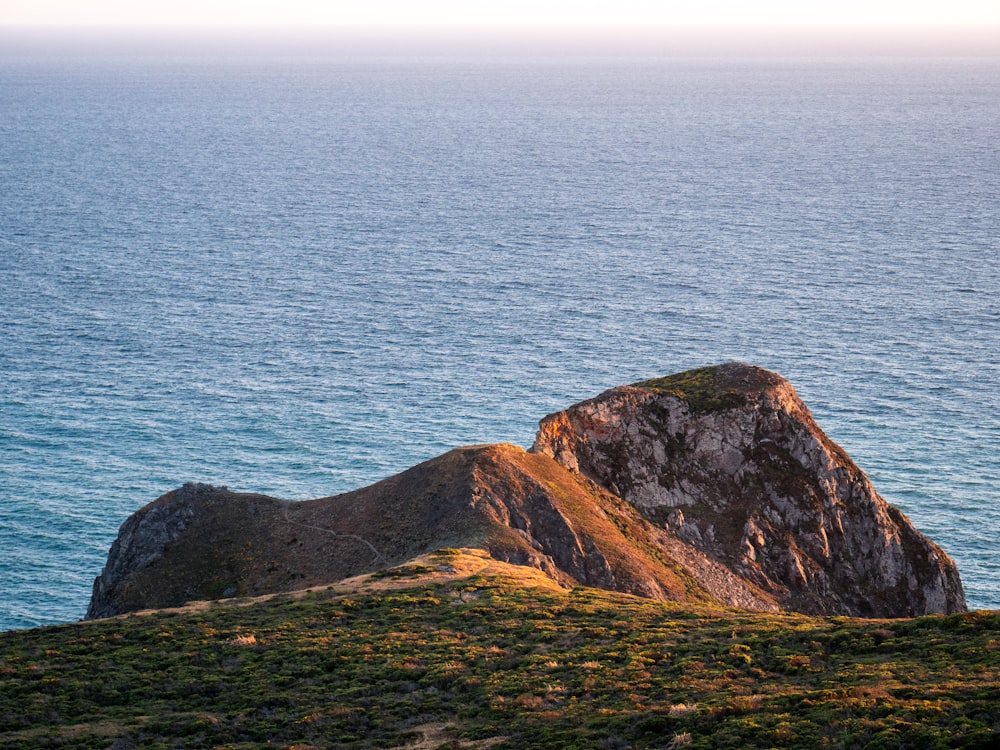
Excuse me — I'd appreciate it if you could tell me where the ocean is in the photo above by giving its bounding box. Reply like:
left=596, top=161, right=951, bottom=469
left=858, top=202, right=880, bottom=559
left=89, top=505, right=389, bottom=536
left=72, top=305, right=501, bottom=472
left=1, top=46, right=997, bottom=630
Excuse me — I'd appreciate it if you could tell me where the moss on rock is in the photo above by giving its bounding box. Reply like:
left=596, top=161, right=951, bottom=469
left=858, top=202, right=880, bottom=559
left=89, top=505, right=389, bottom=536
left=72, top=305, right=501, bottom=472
left=634, top=365, right=747, bottom=414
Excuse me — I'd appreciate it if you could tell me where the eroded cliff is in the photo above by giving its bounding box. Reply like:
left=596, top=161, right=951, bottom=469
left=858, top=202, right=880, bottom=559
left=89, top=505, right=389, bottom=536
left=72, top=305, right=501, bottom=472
left=531, top=362, right=966, bottom=617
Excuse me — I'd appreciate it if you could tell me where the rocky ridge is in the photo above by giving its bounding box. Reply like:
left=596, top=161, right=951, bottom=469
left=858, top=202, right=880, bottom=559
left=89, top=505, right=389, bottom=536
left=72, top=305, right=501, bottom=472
left=87, top=363, right=966, bottom=620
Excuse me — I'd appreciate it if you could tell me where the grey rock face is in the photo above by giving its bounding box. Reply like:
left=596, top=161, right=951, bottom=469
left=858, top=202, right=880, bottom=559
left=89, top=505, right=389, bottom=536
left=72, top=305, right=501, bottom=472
left=532, top=363, right=966, bottom=617
left=86, top=483, right=222, bottom=619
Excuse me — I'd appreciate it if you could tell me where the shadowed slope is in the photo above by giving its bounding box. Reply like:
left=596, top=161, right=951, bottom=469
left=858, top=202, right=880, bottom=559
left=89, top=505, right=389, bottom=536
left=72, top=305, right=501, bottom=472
left=88, top=444, right=772, bottom=618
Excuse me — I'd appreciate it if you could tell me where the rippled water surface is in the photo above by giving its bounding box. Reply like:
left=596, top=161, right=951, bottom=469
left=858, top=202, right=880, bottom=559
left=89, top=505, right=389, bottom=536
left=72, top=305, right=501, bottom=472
left=1, top=54, right=997, bottom=629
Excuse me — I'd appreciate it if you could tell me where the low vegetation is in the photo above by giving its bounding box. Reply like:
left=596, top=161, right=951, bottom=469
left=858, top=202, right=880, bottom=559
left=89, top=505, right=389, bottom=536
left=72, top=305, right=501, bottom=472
left=1, top=550, right=997, bottom=749
left=634, top=366, right=747, bottom=413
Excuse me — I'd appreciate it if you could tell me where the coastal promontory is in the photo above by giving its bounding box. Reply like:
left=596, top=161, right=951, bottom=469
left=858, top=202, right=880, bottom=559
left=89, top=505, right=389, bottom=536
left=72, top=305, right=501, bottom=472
left=87, top=363, right=966, bottom=620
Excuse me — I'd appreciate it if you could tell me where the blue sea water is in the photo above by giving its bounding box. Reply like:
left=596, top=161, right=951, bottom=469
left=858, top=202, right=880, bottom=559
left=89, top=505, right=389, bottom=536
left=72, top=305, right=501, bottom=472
left=1, top=49, right=998, bottom=630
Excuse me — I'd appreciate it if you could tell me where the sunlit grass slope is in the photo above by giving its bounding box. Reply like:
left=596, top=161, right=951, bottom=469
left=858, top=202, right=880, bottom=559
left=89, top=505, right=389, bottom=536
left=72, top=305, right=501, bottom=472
left=2, top=550, right=997, bottom=749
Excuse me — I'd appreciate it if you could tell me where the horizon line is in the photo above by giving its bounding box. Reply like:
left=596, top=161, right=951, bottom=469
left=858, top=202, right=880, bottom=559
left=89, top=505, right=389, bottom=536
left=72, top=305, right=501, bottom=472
left=3, top=24, right=998, bottom=60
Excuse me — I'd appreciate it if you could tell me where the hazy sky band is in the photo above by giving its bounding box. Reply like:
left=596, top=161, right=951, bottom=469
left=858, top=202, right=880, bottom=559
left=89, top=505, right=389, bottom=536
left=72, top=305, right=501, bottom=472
left=3, top=0, right=1000, bottom=27
left=2, top=25, right=999, bottom=61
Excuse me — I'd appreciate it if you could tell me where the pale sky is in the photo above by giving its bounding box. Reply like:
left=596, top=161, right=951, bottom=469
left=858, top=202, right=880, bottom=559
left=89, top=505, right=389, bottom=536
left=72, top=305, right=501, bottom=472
left=4, top=0, right=1000, bottom=27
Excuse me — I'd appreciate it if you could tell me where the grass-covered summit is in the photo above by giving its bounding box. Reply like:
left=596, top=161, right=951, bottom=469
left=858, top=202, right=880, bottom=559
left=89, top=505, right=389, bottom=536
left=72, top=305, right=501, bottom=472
left=634, top=363, right=752, bottom=413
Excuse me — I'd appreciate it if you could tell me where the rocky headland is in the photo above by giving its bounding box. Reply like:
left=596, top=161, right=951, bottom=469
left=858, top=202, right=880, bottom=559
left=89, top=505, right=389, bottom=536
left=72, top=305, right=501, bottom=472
left=87, top=363, right=966, bottom=620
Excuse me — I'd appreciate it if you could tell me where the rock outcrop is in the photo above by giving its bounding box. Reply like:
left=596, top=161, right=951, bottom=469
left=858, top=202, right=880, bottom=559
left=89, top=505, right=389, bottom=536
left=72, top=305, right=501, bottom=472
left=531, top=362, right=966, bottom=617
left=88, top=363, right=966, bottom=620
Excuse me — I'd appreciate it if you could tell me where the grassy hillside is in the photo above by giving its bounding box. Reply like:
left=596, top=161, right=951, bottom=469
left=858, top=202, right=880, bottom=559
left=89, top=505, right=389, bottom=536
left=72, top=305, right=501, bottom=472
left=2, top=550, right=997, bottom=749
